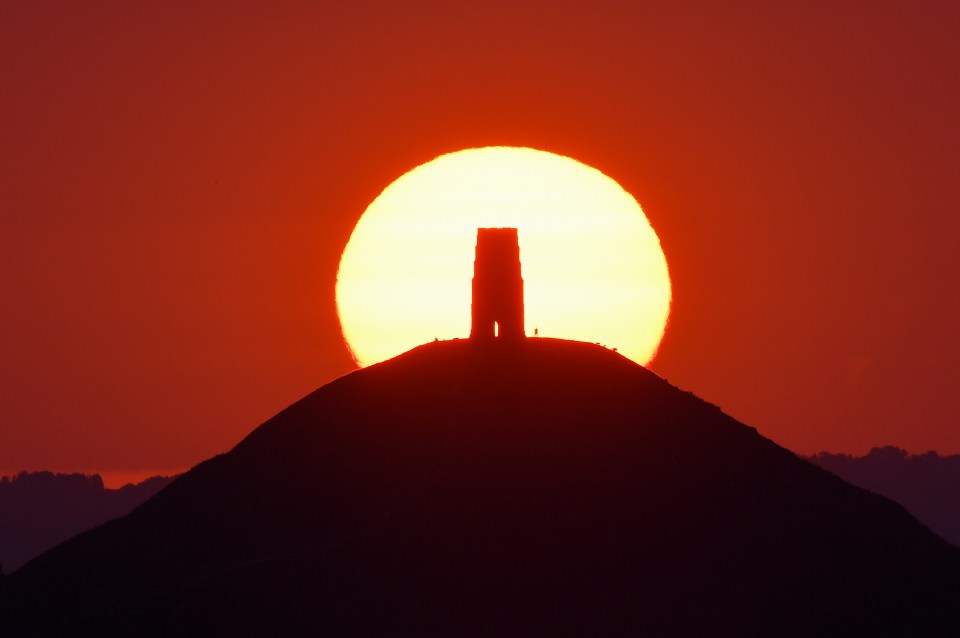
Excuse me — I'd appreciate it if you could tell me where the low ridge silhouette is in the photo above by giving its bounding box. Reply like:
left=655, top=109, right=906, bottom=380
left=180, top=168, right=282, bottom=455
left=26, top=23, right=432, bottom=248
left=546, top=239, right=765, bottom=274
left=809, top=446, right=960, bottom=547
left=3, top=339, right=959, bottom=636
left=0, top=472, right=175, bottom=573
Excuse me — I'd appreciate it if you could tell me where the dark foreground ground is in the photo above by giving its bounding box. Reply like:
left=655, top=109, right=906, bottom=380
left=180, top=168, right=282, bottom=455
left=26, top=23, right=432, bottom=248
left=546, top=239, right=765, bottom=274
left=3, top=339, right=959, bottom=636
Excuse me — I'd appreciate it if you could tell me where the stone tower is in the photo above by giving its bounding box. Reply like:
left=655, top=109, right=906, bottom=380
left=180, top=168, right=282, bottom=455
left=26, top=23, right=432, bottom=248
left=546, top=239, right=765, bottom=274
left=471, top=227, right=525, bottom=340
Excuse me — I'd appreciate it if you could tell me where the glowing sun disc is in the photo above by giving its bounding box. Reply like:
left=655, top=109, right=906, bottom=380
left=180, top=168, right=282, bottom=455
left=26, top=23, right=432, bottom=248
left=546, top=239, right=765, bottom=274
left=336, top=147, right=671, bottom=367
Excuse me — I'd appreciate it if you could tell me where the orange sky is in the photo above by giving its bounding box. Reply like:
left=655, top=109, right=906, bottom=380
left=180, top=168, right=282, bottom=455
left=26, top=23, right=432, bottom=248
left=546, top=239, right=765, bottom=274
left=2, top=1, right=959, bottom=477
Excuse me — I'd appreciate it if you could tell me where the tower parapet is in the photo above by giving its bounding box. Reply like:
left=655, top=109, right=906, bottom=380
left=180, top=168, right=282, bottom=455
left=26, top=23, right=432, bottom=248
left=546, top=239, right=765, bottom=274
left=471, top=228, right=525, bottom=340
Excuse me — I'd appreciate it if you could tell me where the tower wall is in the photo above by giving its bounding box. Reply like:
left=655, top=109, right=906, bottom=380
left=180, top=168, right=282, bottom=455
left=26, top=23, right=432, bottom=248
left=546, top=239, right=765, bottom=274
left=471, top=227, right=525, bottom=340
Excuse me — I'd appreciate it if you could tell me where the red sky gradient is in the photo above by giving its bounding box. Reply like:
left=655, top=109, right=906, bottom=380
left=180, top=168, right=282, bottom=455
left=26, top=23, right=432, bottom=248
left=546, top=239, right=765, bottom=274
left=2, top=1, right=958, bottom=478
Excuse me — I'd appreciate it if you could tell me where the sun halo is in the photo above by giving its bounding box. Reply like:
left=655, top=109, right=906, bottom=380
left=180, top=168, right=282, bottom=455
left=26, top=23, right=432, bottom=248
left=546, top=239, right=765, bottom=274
left=335, top=147, right=671, bottom=367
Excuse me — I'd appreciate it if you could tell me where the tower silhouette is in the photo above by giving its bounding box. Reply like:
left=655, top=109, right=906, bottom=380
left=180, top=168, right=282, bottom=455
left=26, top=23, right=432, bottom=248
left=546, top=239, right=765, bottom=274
left=471, top=228, right=525, bottom=340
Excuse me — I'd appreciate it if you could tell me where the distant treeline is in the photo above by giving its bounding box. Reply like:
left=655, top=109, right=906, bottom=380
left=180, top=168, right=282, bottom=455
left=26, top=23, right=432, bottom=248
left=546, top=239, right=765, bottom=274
left=807, top=447, right=960, bottom=547
left=0, top=471, right=176, bottom=573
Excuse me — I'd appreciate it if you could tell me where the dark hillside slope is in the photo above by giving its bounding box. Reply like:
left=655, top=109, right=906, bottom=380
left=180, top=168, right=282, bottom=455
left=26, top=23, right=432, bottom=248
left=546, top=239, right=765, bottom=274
left=4, top=339, right=959, bottom=636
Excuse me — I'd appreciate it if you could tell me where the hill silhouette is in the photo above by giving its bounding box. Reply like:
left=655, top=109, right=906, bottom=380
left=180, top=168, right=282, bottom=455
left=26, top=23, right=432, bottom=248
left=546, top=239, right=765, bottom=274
left=3, top=339, right=959, bottom=636
left=809, top=447, right=960, bottom=547
left=0, top=472, right=175, bottom=574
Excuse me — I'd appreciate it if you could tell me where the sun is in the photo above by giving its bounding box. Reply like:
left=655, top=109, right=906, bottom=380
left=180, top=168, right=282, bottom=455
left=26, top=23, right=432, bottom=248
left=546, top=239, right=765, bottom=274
left=336, top=147, right=671, bottom=367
